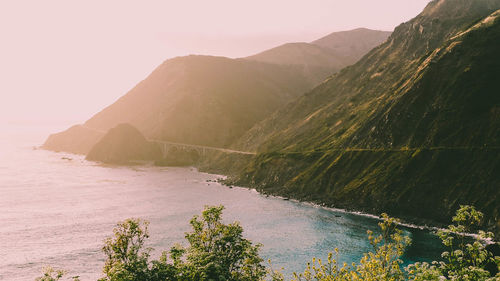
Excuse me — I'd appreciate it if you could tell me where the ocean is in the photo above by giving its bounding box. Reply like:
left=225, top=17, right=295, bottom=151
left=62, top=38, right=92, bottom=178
left=0, top=123, right=443, bottom=280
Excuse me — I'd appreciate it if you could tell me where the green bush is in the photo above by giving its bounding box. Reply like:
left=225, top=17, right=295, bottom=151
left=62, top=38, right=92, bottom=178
left=273, top=214, right=411, bottom=281
left=35, top=267, right=79, bottom=281
left=407, top=205, right=499, bottom=281
left=35, top=205, right=499, bottom=281
left=182, top=205, right=266, bottom=280
left=98, top=205, right=265, bottom=281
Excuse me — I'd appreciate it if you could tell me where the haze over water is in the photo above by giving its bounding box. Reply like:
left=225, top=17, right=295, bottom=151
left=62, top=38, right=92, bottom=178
left=0, top=124, right=444, bottom=280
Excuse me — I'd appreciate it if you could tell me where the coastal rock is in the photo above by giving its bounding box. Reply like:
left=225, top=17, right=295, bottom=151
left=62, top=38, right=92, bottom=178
left=86, top=123, right=161, bottom=164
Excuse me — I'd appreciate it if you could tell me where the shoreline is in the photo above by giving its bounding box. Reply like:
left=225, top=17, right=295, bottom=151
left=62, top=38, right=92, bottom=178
left=207, top=172, right=496, bottom=243
left=42, top=147, right=494, bottom=243
left=219, top=180, right=497, bottom=244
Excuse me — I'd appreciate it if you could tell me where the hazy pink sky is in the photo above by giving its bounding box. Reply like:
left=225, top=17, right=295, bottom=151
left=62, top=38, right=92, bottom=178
left=0, top=0, right=432, bottom=129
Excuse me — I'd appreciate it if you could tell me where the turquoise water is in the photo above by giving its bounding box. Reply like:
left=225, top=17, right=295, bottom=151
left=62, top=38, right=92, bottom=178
left=0, top=124, right=444, bottom=280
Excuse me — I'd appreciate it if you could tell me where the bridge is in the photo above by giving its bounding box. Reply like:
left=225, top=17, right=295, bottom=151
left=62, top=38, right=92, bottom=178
left=81, top=125, right=256, bottom=158
left=149, top=139, right=256, bottom=158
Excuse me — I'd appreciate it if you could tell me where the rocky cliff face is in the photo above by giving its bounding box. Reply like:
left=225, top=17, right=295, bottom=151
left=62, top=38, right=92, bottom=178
left=232, top=0, right=500, bottom=234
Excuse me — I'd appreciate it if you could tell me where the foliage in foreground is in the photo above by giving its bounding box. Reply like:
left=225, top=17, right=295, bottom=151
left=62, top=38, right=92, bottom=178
left=270, top=205, right=499, bottom=281
left=35, top=266, right=79, bottom=281
left=36, top=205, right=499, bottom=281
left=284, top=214, right=412, bottom=281
left=96, top=205, right=265, bottom=281
left=406, top=205, right=500, bottom=281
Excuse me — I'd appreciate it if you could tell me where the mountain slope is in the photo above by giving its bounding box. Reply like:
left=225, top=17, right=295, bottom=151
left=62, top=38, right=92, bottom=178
left=245, top=43, right=349, bottom=85
left=312, top=28, right=391, bottom=61
left=84, top=56, right=313, bottom=148
left=233, top=0, right=500, bottom=233
left=44, top=28, right=390, bottom=155
left=236, top=0, right=500, bottom=152
left=246, top=43, right=348, bottom=67
left=246, top=28, right=391, bottom=85
left=44, top=56, right=313, bottom=153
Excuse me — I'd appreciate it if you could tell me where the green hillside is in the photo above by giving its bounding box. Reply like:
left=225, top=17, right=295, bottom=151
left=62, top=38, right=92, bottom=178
left=235, top=0, right=500, bottom=152
left=233, top=0, right=500, bottom=234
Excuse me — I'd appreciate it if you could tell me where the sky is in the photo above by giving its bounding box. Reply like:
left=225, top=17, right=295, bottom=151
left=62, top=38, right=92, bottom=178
left=0, top=0, right=432, bottom=130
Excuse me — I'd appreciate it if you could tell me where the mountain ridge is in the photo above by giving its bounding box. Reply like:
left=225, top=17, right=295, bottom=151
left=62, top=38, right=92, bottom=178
left=312, top=27, right=392, bottom=60
left=44, top=28, right=390, bottom=154
left=245, top=28, right=391, bottom=85
left=234, top=0, right=500, bottom=152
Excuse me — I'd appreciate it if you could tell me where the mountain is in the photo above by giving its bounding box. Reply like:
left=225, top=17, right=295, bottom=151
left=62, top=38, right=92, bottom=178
left=44, top=28, right=389, bottom=155
left=232, top=0, right=500, bottom=233
left=84, top=56, right=314, bottom=148
left=245, top=28, right=391, bottom=84
left=86, top=123, right=161, bottom=164
left=312, top=28, right=392, bottom=61
left=236, top=0, right=500, bottom=152
left=245, top=43, right=349, bottom=85
left=43, top=56, right=312, bottom=153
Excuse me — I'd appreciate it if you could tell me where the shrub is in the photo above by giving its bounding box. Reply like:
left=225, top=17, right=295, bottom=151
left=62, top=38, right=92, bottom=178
left=182, top=205, right=266, bottom=281
left=286, top=213, right=411, bottom=281
left=34, top=205, right=499, bottom=281
left=406, top=205, right=500, bottom=281
left=98, top=206, right=265, bottom=281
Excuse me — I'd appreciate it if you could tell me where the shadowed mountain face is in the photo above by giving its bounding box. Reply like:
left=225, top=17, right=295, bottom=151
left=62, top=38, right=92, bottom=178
left=43, top=56, right=312, bottom=154
left=86, top=123, right=161, bottom=164
left=44, top=28, right=390, bottom=154
left=234, top=0, right=500, bottom=233
left=84, top=56, right=313, bottom=148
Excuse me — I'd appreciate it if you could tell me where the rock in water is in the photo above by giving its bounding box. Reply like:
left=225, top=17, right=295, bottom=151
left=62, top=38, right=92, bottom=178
left=86, top=124, right=161, bottom=164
